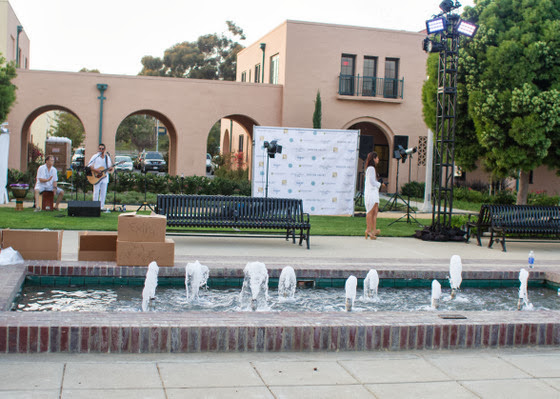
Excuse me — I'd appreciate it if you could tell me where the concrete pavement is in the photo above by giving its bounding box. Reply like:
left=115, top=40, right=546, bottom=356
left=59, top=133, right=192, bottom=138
left=1, top=348, right=560, bottom=398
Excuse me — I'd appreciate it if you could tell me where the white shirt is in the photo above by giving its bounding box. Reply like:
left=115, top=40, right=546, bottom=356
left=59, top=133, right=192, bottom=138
left=88, top=152, right=113, bottom=183
left=35, top=164, right=58, bottom=191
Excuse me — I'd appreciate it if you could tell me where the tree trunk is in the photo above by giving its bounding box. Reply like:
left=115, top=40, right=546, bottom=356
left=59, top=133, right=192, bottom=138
left=517, top=171, right=530, bottom=205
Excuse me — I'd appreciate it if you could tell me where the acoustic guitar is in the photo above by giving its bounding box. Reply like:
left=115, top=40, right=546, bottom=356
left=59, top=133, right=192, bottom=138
left=85, top=161, right=124, bottom=185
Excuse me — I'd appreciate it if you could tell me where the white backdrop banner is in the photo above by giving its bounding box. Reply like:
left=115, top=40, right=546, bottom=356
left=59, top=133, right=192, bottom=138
left=252, top=126, right=359, bottom=215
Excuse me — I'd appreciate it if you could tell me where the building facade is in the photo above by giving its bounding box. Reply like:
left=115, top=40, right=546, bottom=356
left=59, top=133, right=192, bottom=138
left=223, top=20, right=430, bottom=193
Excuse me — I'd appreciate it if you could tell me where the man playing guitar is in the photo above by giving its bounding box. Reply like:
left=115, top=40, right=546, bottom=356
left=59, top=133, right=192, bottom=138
left=86, top=143, right=113, bottom=212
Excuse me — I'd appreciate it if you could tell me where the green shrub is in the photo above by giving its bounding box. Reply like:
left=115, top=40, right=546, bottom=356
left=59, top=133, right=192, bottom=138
left=491, top=190, right=516, bottom=205
left=401, top=181, right=425, bottom=198
left=528, top=192, right=560, bottom=206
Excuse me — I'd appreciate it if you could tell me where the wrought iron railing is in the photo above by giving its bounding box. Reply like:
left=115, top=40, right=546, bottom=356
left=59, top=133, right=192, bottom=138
left=338, top=75, right=404, bottom=99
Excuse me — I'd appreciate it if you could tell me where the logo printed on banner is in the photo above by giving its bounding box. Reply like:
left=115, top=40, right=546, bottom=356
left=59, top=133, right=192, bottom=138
left=332, top=198, right=338, bottom=202
left=333, top=147, right=338, bottom=152
left=332, top=172, right=337, bottom=178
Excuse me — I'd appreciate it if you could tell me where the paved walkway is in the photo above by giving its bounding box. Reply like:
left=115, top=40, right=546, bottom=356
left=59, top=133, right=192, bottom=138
left=1, top=349, right=560, bottom=398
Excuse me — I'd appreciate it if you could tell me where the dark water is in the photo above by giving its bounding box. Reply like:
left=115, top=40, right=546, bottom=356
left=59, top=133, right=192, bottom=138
left=15, top=285, right=560, bottom=313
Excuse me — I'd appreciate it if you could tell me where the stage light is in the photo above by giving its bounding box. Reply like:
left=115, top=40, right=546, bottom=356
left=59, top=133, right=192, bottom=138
left=439, top=0, right=455, bottom=13
left=422, top=38, right=445, bottom=53
left=456, top=19, right=479, bottom=37
left=426, top=17, right=447, bottom=34
left=264, top=140, right=282, bottom=158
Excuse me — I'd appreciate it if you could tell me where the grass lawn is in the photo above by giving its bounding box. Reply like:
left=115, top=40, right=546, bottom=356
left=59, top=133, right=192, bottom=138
left=0, top=207, right=431, bottom=237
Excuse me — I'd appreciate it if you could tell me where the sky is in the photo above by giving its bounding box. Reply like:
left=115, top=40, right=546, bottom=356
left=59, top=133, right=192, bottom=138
left=9, top=0, right=475, bottom=76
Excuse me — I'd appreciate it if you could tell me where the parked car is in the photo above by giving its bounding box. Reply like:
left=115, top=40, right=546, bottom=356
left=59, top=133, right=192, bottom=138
left=206, top=153, right=215, bottom=175
left=71, top=147, right=85, bottom=169
left=114, top=155, right=133, bottom=172
left=140, top=151, right=166, bottom=173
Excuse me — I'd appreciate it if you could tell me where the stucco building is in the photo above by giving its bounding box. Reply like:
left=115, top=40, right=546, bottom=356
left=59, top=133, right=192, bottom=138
left=222, top=20, right=430, bottom=193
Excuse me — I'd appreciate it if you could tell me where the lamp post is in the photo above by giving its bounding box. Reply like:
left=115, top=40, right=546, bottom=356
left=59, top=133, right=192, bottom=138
left=16, top=25, right=23, bottom=68
left=96, top=84, right=108, bottom=145
left=260, top=43, right=266, bottom=83
left=421, top=1, right=478, bottom=240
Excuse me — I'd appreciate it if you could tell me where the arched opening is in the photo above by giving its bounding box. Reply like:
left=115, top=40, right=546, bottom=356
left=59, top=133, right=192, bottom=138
left=216, top=114, right=259, bottom=180
left=345, top=119, right=390, bottom=195
left=115, top=110, right=177, bottom=175
left=19, top=105, right=85, bottom=174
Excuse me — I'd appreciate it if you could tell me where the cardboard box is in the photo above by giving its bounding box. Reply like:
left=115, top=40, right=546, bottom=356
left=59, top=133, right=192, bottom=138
left=78, top=231, right=118, bottom=261
left=117, top=212, right=167, bottom=242
left=116, top=238, right=175, bottom=267
left=1, top=229, right=64, bottom=260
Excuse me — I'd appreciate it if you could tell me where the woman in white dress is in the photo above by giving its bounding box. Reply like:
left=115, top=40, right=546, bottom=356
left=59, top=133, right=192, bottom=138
left=364, top=152, right=384, bottom=239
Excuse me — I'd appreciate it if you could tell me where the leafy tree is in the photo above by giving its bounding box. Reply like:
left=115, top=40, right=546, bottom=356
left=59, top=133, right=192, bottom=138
left=79, top=68, right=100, bottom=73
left=116, top=115, right=156, bottom=152
left=422, top=0, right=560, bottom=204
left=313, top=91, right=322, bottom=129
left=139, top=21, right=245, bottom=80
left=0, top=54, right=17, bottom=123
left=49, top=112, right=85, bottom=148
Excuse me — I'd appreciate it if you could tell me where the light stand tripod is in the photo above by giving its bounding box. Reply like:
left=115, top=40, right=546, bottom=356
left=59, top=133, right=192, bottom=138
left=111, top=169, right=124, bottom=212
left=388, top=154, right=422, bottom=226
left=381, top=158, right=408, bottom=212
left=137, top=170, right=154, bottom=211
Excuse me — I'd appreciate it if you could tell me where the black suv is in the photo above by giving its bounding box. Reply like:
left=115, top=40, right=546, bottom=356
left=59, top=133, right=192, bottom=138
left=140, top=151, right=166, bottom=173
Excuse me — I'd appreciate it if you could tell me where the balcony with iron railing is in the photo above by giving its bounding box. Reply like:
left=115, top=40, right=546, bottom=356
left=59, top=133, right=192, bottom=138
left=338, top=75, right=404, bottom=100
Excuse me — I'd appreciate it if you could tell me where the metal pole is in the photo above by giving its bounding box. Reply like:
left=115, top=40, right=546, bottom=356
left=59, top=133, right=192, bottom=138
left=16, top=26, right=23, bottom=68
left=156, top=119, right=159, bottom=152
left=260, top=43, right=266, bottom=83
left=96, top=84, right=108, bottom=145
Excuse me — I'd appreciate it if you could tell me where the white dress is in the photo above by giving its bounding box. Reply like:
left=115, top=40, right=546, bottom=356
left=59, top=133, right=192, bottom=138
left=364, top=166, right=381, bottom=213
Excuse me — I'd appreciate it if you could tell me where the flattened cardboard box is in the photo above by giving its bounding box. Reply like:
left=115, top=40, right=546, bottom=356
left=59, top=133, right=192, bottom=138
left=116, top=238, right=174, bottom=266
left=1, top=229, right=63, bottom=260
left=117, top=212, right=167, bottom=242
left=78, top=231, right=117, bottom=261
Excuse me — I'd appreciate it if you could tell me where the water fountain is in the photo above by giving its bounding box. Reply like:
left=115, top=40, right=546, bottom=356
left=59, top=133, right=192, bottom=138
left=345, top=275, right=357, bottom=311
left=185, top=260, right=209, bottom=301
left=278, top=266, right=297, bottom=299
left=518, top=268, right=534, bottom=310
left=363, top=269, right=379, bottom=300
left=431, top=279, right=442, bottom=309
left=240, top=262, right=269, bottom=311
left=449, top=255, right=463, bottom=299
left=141, top=261, right=159, bottom=312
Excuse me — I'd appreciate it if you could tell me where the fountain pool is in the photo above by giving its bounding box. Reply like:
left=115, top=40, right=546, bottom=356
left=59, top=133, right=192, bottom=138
left=15, top=284, right=560, bottom=313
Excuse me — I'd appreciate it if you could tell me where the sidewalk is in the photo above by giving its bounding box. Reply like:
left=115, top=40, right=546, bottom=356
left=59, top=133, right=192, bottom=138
left=1, top=349, right=560, bottom=398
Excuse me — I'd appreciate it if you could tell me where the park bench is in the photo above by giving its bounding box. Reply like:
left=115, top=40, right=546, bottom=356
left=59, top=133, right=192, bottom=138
left=465, top=204, right=492, bottom=246
left=155, top=194, right=311, bottom=249
left=485, top=204, right=560, bottom=251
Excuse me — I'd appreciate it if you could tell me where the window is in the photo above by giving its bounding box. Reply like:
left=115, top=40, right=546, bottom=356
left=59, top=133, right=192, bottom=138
left=362, top=56, right=377, bottom=96
left=241, top=71, right=247, bottom=82
left=238, top=134, right=244, bottom=152
left=269, top=54, right=279, bottom=84
left=384, top=58, right=399, bottom=98
left=339, top=54, right=355, bottom=95
left=255, top=64, right=261, bottom=83
left=248, top=70, right=251, bottom=82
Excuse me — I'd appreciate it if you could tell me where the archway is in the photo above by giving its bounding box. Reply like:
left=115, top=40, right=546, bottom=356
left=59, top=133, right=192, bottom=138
left=344, top=118, right=391, bottom=194
left=218, top=114, right=259, bottom=179
left=19, top=105, right=85, bottom=172
left=116, top=110, right=178, bottom=175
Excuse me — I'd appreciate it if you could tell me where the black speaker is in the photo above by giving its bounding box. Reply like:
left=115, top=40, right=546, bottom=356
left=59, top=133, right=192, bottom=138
left=359, top=135, right=374, bottom=160
left=67, top=201, right=101, bottom=217
left=393, top=135, right=409, bottom=158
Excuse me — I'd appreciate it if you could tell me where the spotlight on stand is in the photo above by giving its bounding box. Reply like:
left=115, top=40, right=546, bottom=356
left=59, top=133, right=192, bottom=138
left=426, top=17, right=447, bottom=34
left=457, top=19, right=479, bottom=37
left=439, top=0, right=458, bottom=13
left=422, top=38, right=445, bottom=53
left=395, top=145, right=417, bottom=163
left=264, top=140, right=282, bottom=158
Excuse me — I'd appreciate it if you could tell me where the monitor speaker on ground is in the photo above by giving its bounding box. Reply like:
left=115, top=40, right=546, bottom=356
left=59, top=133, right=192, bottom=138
left=393, top=135, right=409, bottom=158
left=67, top=201, right=101, bottom=217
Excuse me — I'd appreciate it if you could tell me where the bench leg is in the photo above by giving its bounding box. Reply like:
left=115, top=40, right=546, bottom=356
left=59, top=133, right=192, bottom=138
left=488, top=230, right=494, bottom=248
left=500, top=234, right=507, bottom=252
left=476, top=232, right=482, bottom=247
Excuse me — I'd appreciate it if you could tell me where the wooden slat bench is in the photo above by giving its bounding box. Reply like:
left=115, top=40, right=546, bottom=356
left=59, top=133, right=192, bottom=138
left=155, top=194, right=311, bottom=249
left=486, top=204, right=560, bottom=251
